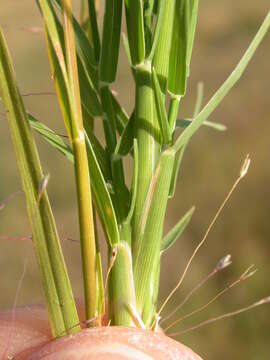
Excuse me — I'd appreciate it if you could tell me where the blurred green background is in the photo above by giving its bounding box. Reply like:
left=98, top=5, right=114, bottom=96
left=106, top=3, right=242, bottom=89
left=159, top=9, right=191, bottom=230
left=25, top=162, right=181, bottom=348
left=0, top=1, right=269, bottom=359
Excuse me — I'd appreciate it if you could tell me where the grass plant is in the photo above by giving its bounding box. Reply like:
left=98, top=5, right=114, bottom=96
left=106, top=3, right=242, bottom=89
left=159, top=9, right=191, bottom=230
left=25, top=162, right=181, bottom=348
left=0, top=0, right=269, bottom=342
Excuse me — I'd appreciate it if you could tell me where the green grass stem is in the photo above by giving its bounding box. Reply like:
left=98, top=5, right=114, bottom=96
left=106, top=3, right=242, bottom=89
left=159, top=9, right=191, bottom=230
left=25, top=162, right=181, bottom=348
left=61, top=0, right=97, bottom=323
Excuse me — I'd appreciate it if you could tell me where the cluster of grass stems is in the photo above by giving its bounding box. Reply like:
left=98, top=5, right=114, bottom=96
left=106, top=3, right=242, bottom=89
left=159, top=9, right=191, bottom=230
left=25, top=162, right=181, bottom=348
left=0, top=0, right=269, bottom=339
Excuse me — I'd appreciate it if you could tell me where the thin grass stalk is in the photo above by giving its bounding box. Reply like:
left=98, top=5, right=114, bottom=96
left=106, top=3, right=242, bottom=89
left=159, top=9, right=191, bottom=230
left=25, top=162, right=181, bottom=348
left=61, top=0, right=97, bottom=323
left=51, top=0, right=100, bottom=90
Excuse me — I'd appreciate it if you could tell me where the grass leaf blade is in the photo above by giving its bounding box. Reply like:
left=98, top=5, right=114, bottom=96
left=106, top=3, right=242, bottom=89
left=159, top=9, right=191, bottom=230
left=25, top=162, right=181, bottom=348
left=0, top=27, right=79, bottom=337
left=161, top=206, right=195, bottom=252
left=176, top=118, right=227, bottom=131
left=87, top=0, right=101, bottom=61
left=115, top=111, right=135, bottom=156
left=168, top=0, right=189, bottom=95
left=85, top=134, right=120, bottom=246
left=151, top=0, right=175, bottom=92
left=30, top=113, right=119, bottom=247
left=111, top=93, right=129, bottom=134
left=28, top=113, right=74, bottom=162
left=100, top=0, right=122, bottom=83
left=124, top=0, right=145, bottom=64
left=173, top=12, right=270, bottom=152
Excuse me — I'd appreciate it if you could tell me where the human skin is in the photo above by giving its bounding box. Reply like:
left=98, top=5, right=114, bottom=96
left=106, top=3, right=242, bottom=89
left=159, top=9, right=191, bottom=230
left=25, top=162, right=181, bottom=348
left=0, top=303, right=202, bottom=360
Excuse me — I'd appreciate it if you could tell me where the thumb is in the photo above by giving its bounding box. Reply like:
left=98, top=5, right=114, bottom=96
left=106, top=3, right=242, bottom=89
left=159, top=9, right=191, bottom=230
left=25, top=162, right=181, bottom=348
left=0, top=304, right=202, bottom=360
left=28, top=326, right=202, bottom=360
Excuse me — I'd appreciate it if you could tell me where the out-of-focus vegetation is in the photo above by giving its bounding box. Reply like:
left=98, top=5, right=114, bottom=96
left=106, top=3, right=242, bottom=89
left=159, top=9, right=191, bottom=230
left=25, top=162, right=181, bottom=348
left=0, top=1, right=269, bottom=358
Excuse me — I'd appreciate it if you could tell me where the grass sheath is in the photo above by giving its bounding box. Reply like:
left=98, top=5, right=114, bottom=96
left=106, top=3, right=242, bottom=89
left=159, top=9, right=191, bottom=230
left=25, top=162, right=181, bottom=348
left=0, top=0, right=269, bottom=343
